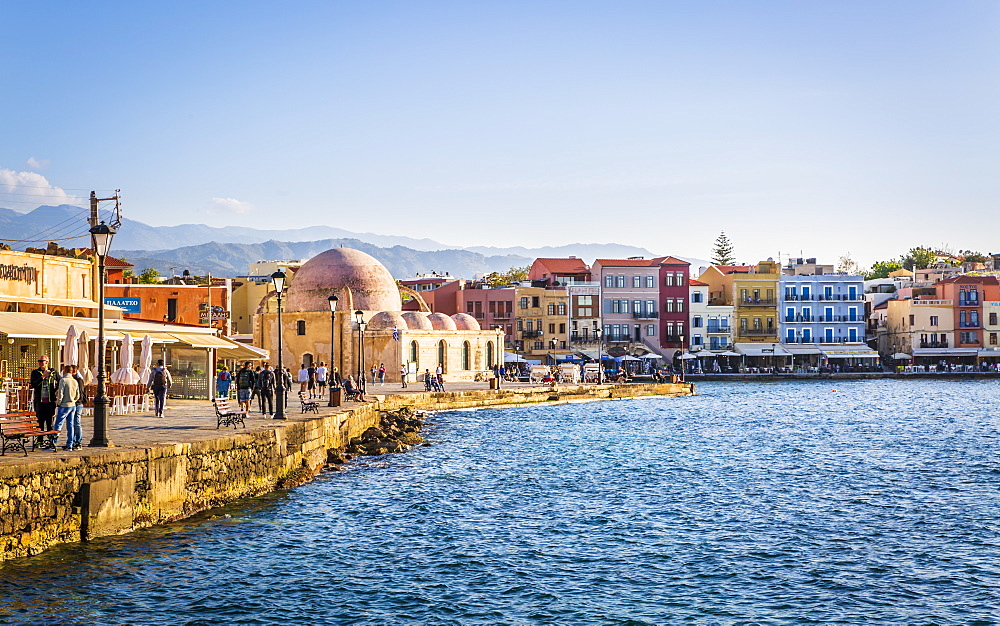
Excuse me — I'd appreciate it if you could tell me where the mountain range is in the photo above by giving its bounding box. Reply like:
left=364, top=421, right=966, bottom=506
left=0, top=204, right=705, bottom=277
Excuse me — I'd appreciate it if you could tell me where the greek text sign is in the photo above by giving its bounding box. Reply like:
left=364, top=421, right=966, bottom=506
left=105, top=297, right=141, bottom=313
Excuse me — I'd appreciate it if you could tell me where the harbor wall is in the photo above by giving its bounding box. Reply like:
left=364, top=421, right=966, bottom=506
left=0, top=382, right=692, bottom=562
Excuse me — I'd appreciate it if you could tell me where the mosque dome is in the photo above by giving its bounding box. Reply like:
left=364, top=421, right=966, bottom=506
left=427, top=312, right=458, bottom=331
left=401, top=311, right=434, bottom=331
left=368, top=311, right=409, bottom=331
left=451, top=313, right=481, bottom=331
left=285, top=248, right=401, bottom=313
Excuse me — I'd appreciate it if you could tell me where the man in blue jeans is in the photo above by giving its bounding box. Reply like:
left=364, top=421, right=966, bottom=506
left=52, top=366, right=81, bottom=450
left=147, top=359, right=173, bottom=417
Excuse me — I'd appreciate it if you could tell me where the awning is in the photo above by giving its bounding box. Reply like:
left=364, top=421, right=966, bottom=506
left=0, top=311, right=77, bottom=339
left=547, top=352, right=580, bottom=362
left=913, top=348, right=979, bottom=357
left=734, top=343, right=792, bottom=357
left=0, top=295, right=121, bottom=311
left=218, top=342, right=269, bottom=360
left=169, top=333, right=241, bottom=349
left=820, top=344, right=880, bottom=359
left=785, top=345, right=823, bottom=356
left=979, top=348, right=1000, bottom=358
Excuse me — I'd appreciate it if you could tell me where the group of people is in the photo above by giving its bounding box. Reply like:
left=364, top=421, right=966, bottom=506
left=298, top=362, right=339, bottom=398
left=423, top=364, right=446, bottom=392
left=223, top=361, right=294, bottom=417
left=30, top=356, right=86, bottom=451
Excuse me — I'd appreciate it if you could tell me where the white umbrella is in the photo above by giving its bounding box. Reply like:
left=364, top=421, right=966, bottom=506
left=891, top=352, right=912, bottom=360
left=111, top=333, right=141, bottom=384
left=77, top=329, right=92, bottom=384
left=620, top=355, right=641, bottom=361
left=503, top=352, right=527, bottom=363
left=61, top=324, right=79, bottom=368
left=138, top=335, right=154, bottom=384
left=678, top=352, right=700, bottom=360
left=639, top=353, right=662, bottom=360
left=719, top=350, right=741, bottom=357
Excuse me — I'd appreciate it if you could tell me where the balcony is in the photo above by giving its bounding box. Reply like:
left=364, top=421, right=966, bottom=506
left=959, top=321, right=981, bottom=328
left=919, top=341, right=949, bottom=348
left=521, top=330, right=543, bottom=338
left=632, top=311, right=659, bottom=319
left=739, top=328, right=777, bottom=337
left=783, top=294, right=862, bottom=302
left=662, top=334, right=685, bottom=343
left=569, top=334, right=599, bottom=343
left=958, top=299, right=980, bottom=307
left=492, top=313, right=512, bottom=320
left=784, top=315, right=813, bottom=323
left=706, top=325, right=730, bottom=334
left=739, top=298, right=777, bottom=307
left=604, top=333, right=633, bottom=342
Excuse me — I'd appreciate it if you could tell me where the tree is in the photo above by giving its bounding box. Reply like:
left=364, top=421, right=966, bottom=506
left=863, top=260, right=903, bottom=280
left=137, top=268, right=160, bottom=284
left=901, top=247, right=936, bottom=271
left=962, top=252, right=988, bottom=264
left=837, top=253, right=862, bottom=275
left=711, top=232, right=735, bottom=265
left=483, top=266, right=529, bottom=288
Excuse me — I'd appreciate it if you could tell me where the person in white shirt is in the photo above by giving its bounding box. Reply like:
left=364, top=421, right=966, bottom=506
left=297, top=364, right=309, bottom=393
left=316, top=362, right=328, bottom=396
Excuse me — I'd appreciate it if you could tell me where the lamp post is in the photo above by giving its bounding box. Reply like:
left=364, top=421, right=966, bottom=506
left=355, top=310, right=366, bottom=393
left=88, top=221, right=116, bottom=447
left=271, top=271, right=287, bottom=420
left=596, top=328, right=604, bottom=384
left=327, top=295, right=339, bottom=406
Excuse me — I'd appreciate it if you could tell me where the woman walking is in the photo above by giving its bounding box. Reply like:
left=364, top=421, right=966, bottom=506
left=217, top=365, right=232, bottom=398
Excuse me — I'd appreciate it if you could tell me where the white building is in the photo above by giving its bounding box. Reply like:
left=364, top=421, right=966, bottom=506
left=689, top=279, right=733, bottom=352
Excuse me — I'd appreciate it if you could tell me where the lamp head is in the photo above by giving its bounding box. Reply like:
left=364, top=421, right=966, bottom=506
left=328, top=295, right=339, bottom=312
left=270, top=271, right=285, bottom=294
left=354, top=310, right=364, bottom=324
left=89, top=221, right=116, bottom=257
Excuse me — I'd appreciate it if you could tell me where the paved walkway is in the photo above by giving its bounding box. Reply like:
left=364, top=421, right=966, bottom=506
left=0, top=381, right=539, bottom=467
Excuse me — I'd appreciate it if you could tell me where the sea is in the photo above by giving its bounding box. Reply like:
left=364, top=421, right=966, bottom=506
left=2, top=379, right=1000, bottom=624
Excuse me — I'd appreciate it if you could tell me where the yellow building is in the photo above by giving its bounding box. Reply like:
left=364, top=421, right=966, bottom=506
left=884, top=297, right=958, bottom=362
left=513, top=285, right=569, bottom=360
left=699, top=260, right=781, bottom=343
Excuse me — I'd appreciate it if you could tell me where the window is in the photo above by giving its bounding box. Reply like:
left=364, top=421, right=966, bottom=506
left=786, top=329, right=795, bottom=342
left=909, top=315, right=915, bottom=326
left=692, top=334, right=702, bottom=345
left=802, top=328, right=812, bottom=342
left=930, top=316, right=939, bottom=326
left=991, top=312, right=998, bottom=326
left=438, top=341, right=447, bottom=371
left=410, top=341, right=419, bottom=365
left=645, top=276, right=655, bottom=288
left=547, top=303, right=555, bottom=315
left=487, top=342, right=495, bottom=368
left=296, top=320, right=306, bottom=335
left=693, top=316, right=703, bottom=328
left=848, top=328, right=858, bottom=342
left=532, top=296, right=539, bottom=308
left=558, top=323, right=565, bottom=334
left=462, top=342, right=471, bottom=370
left=633, top=275, right=641, bottom=288
left=517, top=320, right=523, bottom=331
left=578, top=296, right=592, bottom=306
left=526, top=320, right=533, bottom=331
left=548, top=323, right=556, bottom=333
left=616, top=276, right=626, bottom=288
left=664, top=299, right=675, bottom=312
left=665, top=322, right=674, bottom=336
left=604, top=299, right=612, bottom=314
left=691, top=291, right=703, bottom=303
left=991, top=333, right=998, bottom=345
left=557, top=303, right=566, bottom=316
left=633, top=300, right=641, bottom=315
left=646, top=324, right=656, bottom=336
left=520, top=297, right=528, bottom=309
left=824, top=328, right=834, bottom=342
left=664, top=273, right=674, bottom=287
left=676, top=322, right=685, bottom=336
left=676, top=299, right=684, bottom=313
left=605, top=275, right=614, bottom=288
left=753, top=318, right=762, bottom=330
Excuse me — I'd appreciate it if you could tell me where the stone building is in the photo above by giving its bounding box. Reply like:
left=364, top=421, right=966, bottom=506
left=254, top=247, right=504, bottom=384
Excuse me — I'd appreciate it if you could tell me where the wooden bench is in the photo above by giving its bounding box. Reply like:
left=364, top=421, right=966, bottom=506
left=0, top=413, right=59, bottom=456
left=212, top=398, right=247, bottom=429
left=298, top=392, right=319, bottom=414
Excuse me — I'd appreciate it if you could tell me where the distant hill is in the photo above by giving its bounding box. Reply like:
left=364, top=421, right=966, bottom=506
left=0, top=203, right=688, bottom=277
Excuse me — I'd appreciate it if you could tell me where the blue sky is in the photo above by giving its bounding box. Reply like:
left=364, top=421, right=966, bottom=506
left=2, top=1, right=998, bottom=267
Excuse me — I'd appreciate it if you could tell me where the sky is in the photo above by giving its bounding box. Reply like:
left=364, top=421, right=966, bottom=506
left=2, top=1, right=998, bottom=268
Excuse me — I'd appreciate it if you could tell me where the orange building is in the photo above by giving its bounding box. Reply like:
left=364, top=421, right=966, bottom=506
left=103, top=280, right=232, bottom=334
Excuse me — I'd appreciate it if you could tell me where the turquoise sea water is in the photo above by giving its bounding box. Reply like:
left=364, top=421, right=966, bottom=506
left=3, top=379, right=1000, bottom=624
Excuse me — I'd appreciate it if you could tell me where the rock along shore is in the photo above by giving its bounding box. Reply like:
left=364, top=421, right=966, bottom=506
left=0, top=381, right=693, bottom=562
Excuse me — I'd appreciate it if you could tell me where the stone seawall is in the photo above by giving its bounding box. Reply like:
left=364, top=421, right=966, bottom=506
left=0, top=383, right=692, bottom=562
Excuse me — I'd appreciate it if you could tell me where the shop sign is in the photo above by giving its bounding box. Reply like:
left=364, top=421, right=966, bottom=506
left=0, top=264, right=38, bottom=284
left=105, top=297, right=141, bottom=313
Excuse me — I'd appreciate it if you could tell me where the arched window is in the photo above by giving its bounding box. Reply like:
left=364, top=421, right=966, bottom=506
left=487, top=341, right=495, bottom=369
left=52, top=310, right=63, bottom=317
left=462, top=341, right=471, bottom=370
left=410, top=340, right=419, bottom=366
left=437, top=340, right=447, bottom=372
left=296, top=320, right=306, bottom=335
left=75, top=312, right=85, bottom=317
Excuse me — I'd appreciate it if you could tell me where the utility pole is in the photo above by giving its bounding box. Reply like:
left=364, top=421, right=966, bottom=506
left=89, top=190, right=121, bottom=227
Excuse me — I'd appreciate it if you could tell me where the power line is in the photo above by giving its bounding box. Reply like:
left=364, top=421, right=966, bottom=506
left=0, top=181, right=113, bottom=192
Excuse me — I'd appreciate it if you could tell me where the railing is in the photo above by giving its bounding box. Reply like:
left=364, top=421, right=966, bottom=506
left=784, top=337, right=865, bottom=344
left=959, top=322, right=981, bottom=328
left=783, top=294, right=862, bottom=301
left=739, top=328, right=776, bottom=337
left=739, top=298, right=777, bottom=306
left=662, top=334, right=685, bottom=342
left=706, top=325, right=730, bottom=334
left=708, top=298, right=728, bottom=306
left=784, top=315, right=812, bottom=322
left=604, top=334, right=633, bottom=342
left=521, top=330, right=543, bottom=338
left=632, top=311, right=659, bottom=319
left=919, top=341, right=949, bottom=348
left=913, top=300, right=953, bottom=306
left=958, top=299, right=980, bottom=307
left=569, top=334, right=599, bottom=342
left=492, top=313, right=512, bottom=320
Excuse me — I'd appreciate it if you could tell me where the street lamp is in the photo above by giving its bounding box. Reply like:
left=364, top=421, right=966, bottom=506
left=595, top=328, right=604, bottom=384
left=327, top=295, right=339, bottom=406
left=88, top=221, right=116, bottom=447
left=355, top=310, right=366, bottom=393
left=271, top=271, right=287, bottom=420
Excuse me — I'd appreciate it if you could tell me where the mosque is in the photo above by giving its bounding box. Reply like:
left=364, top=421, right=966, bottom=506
left=254, top=247, right=503, bottom=385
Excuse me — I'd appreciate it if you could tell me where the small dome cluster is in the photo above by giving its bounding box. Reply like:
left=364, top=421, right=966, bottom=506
left=369, top=310, right=481, bottom=332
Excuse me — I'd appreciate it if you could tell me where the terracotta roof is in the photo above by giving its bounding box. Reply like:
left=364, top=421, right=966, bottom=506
left=659, top=256, right=690, bottom=266
left=689, top=279, right=709, bottom=286
left=82, top=250, right=133, bottom=268
left=531, top=258, right=590, bottom=274
left=873, top=300, right=889, bottom=310
left=935, top=275, right=1000, bottom=285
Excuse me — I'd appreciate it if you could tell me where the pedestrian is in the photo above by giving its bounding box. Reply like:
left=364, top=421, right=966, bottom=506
left=307, top=362, right=317, bottom=398
left=378, top=363, right=386, bottom=385
left=257, top=363, right=275, bottom=417
left=147, top=359, right=173, bottom=417
left=253, top=365, right=265, bottom=413
left=52, top=366, right=81, bottom=451
left=297, top=363, right=309, bottom=393
left=216, top=365, right=232, bottom=398
left=316, top=362, right=328, bottom=397
left=30, top=356, right=57, bottom=449
left=399, top=363, right=407, bottom=388
left=331, top=366, right=342, bottom=387
left=370, top=364, right=377, bottom=384
left=69, top=364, right=87, bottom=451
left=235, top=361, right=257, bottom=412
left=424, top=369, right=433, bottom=391
left=283, top=367, right=293, bottom=405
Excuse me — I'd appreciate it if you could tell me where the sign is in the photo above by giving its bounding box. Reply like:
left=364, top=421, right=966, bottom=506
left=0, top=264, right=38, bottom=285
left=105, top=297, right=141, bottom=313
left=200, top=311, right=231, bottom=319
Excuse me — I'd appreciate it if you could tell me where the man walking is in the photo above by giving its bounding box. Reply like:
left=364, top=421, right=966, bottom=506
left=235, top=361, right=257, bottom=412
left=52, top=366, right=81, bottom=450
left=400, top=363, right=407, bottom=388
left=258, top=363, right=276, bottom=417
left=68, top=364, right=87, bottom=451
left=147, top=359, right=173, bottom=417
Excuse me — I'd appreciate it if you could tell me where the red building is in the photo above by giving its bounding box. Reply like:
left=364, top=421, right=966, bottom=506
left=657, top=256, right=691, bottom=351
left=104, top=279, right=233, bottom=334
left=933, top=276, right=1000, bottom=349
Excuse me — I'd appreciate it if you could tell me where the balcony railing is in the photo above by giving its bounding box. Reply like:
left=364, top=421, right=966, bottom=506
left=740, top=298, right=777, bottom=306
left=632, top=311, right=659, bottom=319
left=739, top=328, right=777, bottom=337
left=784, top=337, right=864, bottom=344
left=913, top=300, right=953, bottom=306
left=784, top=315, right=812, bottom=323
left=959, top=321, right=981, bottom=328
left=958, top=299, right=980, bottom=307
left=783, top=294, right=862, bottom=302
left=521, top=330, right=543, bottom=338
left=604, top=334, right=633, bottom=342
left=569, top=334, right=599, bottom=342
left=492, top=313, right=512, bottom=320
left=919, top=341, right=949, bottom=348
left=706, top=325, right=730, bottom=334
left=662, top=334, right=685, bottom=343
